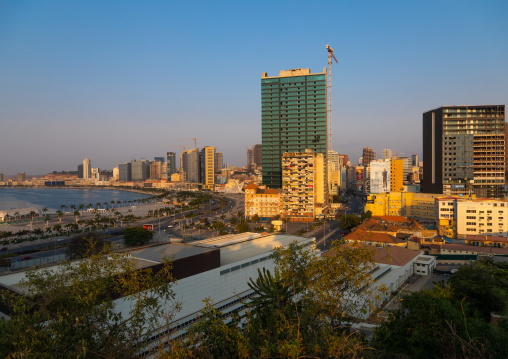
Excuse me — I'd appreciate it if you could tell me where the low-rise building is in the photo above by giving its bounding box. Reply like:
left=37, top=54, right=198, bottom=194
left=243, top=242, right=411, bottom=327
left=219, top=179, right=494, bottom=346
left=244, top=183, right=281, bottom=219
left=436, top=197, right=508, bottom=239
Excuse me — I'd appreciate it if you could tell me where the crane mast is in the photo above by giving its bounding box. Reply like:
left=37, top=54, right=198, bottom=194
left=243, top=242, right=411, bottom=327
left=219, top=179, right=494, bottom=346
left=326, top=45, right=338, bottom=153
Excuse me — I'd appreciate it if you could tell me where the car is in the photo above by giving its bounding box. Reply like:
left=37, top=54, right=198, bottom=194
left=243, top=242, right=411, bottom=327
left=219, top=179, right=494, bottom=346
left=0, top=247, right=7, bottom=251
left=21, top=256, right=32, bottom=261
left=168, top=225, right=173, bottom=228
left=57, top=238, right=65, bottom=242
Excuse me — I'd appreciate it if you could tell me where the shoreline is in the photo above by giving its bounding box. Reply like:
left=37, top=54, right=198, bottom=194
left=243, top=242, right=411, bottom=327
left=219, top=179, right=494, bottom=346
left=0, top=187, right=165, bottom=214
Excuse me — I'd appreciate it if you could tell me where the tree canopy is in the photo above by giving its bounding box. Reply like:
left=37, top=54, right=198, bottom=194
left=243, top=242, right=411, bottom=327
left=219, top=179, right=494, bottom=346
left=0, top=242, right=177, bottom=358
left=123, top=226, right=153, bottom=246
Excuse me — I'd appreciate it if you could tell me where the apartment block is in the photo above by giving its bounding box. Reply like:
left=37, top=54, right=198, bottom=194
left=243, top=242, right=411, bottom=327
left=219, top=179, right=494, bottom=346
left=281, top=149, right=327, bottom=222
left=436, top=197, right=508, bottom=239
left=390, top=158, right=404, bottom=192
left=423, top=105, right=505, bottom=198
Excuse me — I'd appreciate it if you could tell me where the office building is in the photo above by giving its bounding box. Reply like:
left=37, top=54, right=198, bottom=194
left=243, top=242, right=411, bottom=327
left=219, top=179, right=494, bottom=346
left=362, top=147, right=377, bottom=167
left=411, top=154, right=419, bottom=167
left=253, top=144, right=262, bottom=168
left=214, top=152, right=223, bottom=173
left=261, top=68, right=327, bottom=189
left=150, top=161, right=163, bottom=179
left=281, top=149, right=327, bottom=221
left=17, top=172, right=26, bottom=184
left=0, top=173, right=4, bottom=182
left=181, top=148, right=201, bottom=184
left=77, top=164, right=83, bottom=179
left=390, top=158, right=404, bottom=192
left=327, top=150, right=339, bottom=171
left=166, top=152, right=177, bottom=179
left=247, top=147, right=254, bottom=171
left=201, top=146, right=215, bottom=190
left=83, top=158, right=91, bottom=179
left=112, top=167, right=119, bottom=181
left=119, top=162, right=132, bottom=182
left=131, top=159, right=150, bottom=181
left=423, top=105, right=505, bottom=198
left=382, top=148, right=393, bottom=160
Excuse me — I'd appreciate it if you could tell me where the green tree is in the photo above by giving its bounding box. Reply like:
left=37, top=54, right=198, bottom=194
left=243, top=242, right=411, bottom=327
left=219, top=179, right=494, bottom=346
left=236, top=222, right=249, bottom=233
left=0, top=243, right=178, bottom=358
left=123, top=227, right=153, bottom=246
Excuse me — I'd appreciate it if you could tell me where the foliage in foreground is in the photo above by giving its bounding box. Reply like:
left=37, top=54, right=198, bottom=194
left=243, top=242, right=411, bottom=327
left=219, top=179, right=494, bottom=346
left=166, top=241, right=382, bottom=358
left=373, top=259, right=508, bottom=359
left=0, top=240, right=177, bottom=358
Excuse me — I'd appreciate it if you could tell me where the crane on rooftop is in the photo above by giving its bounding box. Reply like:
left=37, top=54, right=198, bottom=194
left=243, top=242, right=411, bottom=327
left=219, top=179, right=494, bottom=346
left=326, top=44, right=338, bottom=153
left=180, top=138, right=200, bottom=149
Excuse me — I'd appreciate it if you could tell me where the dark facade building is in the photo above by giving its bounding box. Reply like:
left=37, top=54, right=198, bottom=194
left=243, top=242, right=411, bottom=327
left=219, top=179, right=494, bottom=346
left=362, top=147, right=377, bottom=167
left=119, top=162, right=132, bottom=182
left=261, top=68, right=327, bottom=188
left=253, top=144, right=262, bottom=168
left=77, top=164, right=83, bottom=178
left=423, top=105, right=505, bottom=198
left=166, top=152, right=177, bottom=179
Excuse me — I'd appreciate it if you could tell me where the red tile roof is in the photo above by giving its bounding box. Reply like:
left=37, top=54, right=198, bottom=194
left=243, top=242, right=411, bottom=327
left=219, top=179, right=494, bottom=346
left=465, top=235, right=508, bottom=243
left=344, top=229, right=403, bottom=244
left=373, top=246, right=421, bottom=266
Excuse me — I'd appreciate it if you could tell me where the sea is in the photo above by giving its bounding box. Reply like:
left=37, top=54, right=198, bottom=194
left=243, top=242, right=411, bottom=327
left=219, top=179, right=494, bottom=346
left=0, top=188, right=152, bottom=213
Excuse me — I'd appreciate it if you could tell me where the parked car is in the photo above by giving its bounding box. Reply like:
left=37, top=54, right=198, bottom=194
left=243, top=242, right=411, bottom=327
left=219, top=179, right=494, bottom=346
left=21, top=256, right=32, bottom=261
left=57, top=238, right=65, bottom=242
left=0, top=247, right=7, bottom=251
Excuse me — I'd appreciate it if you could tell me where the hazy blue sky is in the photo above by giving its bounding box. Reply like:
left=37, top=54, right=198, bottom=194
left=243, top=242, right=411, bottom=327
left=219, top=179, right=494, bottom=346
left=1, top=0, right=507, bottom=176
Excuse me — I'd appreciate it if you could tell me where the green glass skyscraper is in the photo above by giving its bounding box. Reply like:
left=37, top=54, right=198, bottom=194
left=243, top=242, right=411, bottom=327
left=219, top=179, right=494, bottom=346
left=261, top=68, right=328, bottom=188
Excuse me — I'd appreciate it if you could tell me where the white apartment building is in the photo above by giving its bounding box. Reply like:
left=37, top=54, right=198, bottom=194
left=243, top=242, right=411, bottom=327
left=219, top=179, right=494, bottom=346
left=436, top=197, right=508, bottom=239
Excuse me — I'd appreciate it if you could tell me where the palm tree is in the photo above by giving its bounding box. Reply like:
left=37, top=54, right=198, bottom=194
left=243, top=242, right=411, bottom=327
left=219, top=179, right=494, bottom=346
left=60, top=204, right=67, bottom=213
left=41, top=207, right=48, bottom=216
left=56, top=210, right=63, bottom=223
left=44, top=214, right=51, bottom=228
left=96, top=202, right=101, bottom=209
left=117, top=201, right=122, bottom=208
left=14, top=211, right=20, bottom=221
left=74, top=210, right=80, bottom=224
left=29, top=210, right=37, bottom=231
left=78, top=204, right=85, bottom=215
left=111, top=200, right=116, bottom=209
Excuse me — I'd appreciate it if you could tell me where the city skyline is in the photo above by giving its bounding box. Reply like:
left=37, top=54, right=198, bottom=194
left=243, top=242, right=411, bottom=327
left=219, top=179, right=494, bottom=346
left=1, top=1, right=507, bottom=175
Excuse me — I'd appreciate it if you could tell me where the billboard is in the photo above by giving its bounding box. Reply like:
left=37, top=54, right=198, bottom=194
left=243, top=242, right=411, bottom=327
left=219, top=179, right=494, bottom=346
left=370, top=160, right=391, bottom=193
left=356, top=168, right=364, bottom=181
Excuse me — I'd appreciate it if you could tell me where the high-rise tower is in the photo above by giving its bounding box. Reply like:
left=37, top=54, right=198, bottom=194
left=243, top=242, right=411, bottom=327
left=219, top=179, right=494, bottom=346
left=423, top=105, right=505, bottom=198
left=261, top=68, right=327, bottom=188
left=83, top=158, right=91, bottom=179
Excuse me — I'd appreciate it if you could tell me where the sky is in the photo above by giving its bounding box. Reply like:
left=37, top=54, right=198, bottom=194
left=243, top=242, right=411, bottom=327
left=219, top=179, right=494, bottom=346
left=1, top=0, right=507, bottom=176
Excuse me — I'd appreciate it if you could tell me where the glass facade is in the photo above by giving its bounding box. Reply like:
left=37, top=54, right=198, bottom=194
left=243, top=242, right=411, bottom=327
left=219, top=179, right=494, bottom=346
left=261, top=70, right=327, bottom=188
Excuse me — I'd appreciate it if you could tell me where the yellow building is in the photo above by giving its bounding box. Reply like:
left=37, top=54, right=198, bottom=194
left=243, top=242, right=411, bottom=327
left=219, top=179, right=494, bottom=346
left=390, top=158, right=404, bottom=192
left=202, top=146, right=216, bottom=190
left=366, top=192, right=450, bottom=227
left=244, top=183, right=281, bottom=219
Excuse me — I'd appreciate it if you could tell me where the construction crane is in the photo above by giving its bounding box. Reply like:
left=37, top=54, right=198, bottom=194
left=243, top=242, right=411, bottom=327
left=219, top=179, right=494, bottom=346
left=168, top=145, right=190, bottom=153
left=326, top=44, right=338, bottom=153
left=180, top=138, right=200, bottom=148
